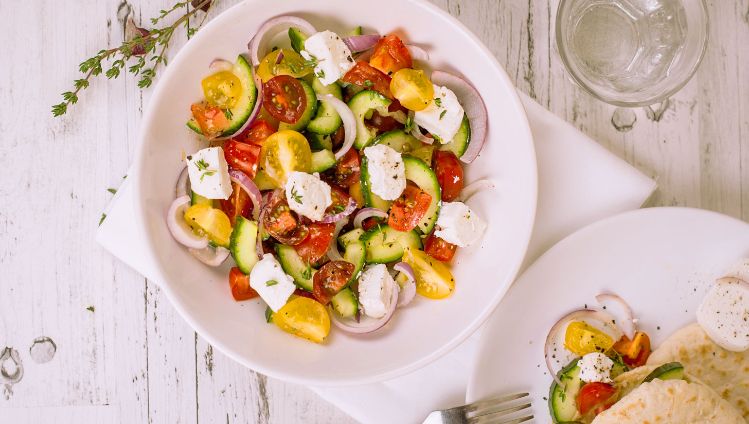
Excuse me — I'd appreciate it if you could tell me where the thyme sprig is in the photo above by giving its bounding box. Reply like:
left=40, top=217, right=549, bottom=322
left=52, top=0, right=214, bottom=117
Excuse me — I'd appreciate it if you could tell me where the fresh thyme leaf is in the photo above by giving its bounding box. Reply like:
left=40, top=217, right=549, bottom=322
left=316, top=69, right=326, bottom=79
left=363, top=79, right=374, bottom=88
left=265, top=306, right=274, bottom=323
left=301, top=263, right=312, bottom=280
left=404, top=115, right=415, bottom=133
left=86, top=305, right=95, bottom=312
left=332, top=204, right=345, bottom=213
left=223, top=108, right=233, bottom=120
left=107, top=188, right=117, bottom=194
left=265, top=280, right=278, bottom=287
left=195, top=158, right=210, bottom=171
left=434, top=97, right=442, bottom=107
left=200, top=170, right=216, bottom=181
left=290, top=186, right=303, bottom=203
left=439, top=110, right=447, bottom=120
left=98, top=213, right=107, bottom=226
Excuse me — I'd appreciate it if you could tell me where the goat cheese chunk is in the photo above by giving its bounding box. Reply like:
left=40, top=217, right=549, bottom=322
left=284, top=171, right=332, bottom=221
left=301, top=30, right=355, bottom=86
left=434, top=202, right=486, bottom=247
left=249, top=254, right=296, bottom=312
left=357, top=264, right=395, bottom=319
left=413, top=85, right=465, bottom=143
left=697, top=277, right=749, bottom=352
left=185, top=147, right=232, bottom=200
left=363, top=145, right=406, bottom=201
left=577, top=352, right=614, bottom=383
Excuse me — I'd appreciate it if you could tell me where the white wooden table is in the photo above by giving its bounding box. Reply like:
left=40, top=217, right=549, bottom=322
left=2, top=0, right=747, bottom=422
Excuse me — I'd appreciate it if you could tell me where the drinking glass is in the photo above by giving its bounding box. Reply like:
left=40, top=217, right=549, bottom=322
left=556, top=0, right=708, bottom=106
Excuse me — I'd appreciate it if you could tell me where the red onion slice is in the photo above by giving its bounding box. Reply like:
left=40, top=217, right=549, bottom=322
left=393, top=262, right=416, bottom=307
left=410, top=124, right=434, bottom=144
left=248, top=16, right=317, bottom=65
left=167, top=196, right=209, bottom=250
left=326, top=217, right=349, bottom=262
left=596, top=293, right=637, bottom=340
left=317, top=94, right=356, bottom=160
left=544, top=309, right=622, bottom=385
left=175, top=166, right=190, bottom=198
left=209, top=58, right=234, bottom=72
left=343, top=34, right=381, bottom=52
left=228, top=168, right=262, bottom=220
left=274, top=50, right=284, bottom=64
left=330, top=278, right=399, bottom=334
left=458, top=179, right=496, bottom=203
left=188, top=245, right=230, bottom=267
left=406, top=44, right=429, bottom=61
left=353, top=208, right=388, bottom=229
left=430, top=71, right=488, bottom=163
left=321, top=197, right=357, bottom=223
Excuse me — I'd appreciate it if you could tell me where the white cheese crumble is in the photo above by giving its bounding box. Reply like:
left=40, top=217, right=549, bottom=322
left=301, top=30, right=355, bottom=86
left=697, top=277, right=749, bottom=352
left=577, top=352, right=614, bottom=383
left=284, top=171, right=332, bottom=221
left=413, top=84, right=465, bottom=143
left=434, top=202, right=487, bottom=247
left=249, top=254, right=296, bottom=312
left=357, top=264, right=395, bottom=319
left=185, top=147, right=232, bottom=200
left=363, top=145, right=406, bottom=201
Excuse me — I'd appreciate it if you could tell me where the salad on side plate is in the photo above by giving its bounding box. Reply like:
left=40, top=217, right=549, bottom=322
left=166, top=16, right=493, bottom=344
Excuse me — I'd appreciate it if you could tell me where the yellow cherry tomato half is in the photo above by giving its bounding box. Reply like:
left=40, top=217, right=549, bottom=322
left=402, top=247, right=455, bottom=299
left=564, top=321, right=615, bottom=356
left=183, top=204, right=232, bottom=247
left=273, top=296, right=331, bottom=343
left=256, top=48, right=313, bottom=83
left=390, top=69, right=434, bottom=111
left=201, top=70, right=243, bottom=109
left=259, top=130, right=312, bottom=186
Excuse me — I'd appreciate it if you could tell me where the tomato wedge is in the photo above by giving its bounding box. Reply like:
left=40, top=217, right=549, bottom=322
left=229, top=267, right=259, bottom=301
left=234, top=119, right=276, bottom=145
left=423, top=233, right=457, bottom=262
left=388, top=183, right=432, bottom=232
left=369, top=34, right=413, bottom=76
left=327, top=185, right=353, bottom=215
left=224, top=139, right=261, bottom=179
left=613, top=332, right=652, bottom=367
left=294, top=222, right=336, bottom=264
left=325, top=149, right=360, bottom=188
left=220, top=181, right=252, bottom=227
left=262, top=190, right=309, bottom=245
left=342, top=61, right=393, bottom=98
left=577, top=382, right=618, bottom=417
left=263, top=75, right=307, bottom=123
left=313, top=261, right=355, bottom=304
left=191, top=102, right=231, bottom=138
left=433, top=150, right=464, bottom=202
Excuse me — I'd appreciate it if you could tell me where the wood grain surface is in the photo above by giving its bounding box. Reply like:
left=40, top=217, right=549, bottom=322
left=1, top=0, right=746, bottom=422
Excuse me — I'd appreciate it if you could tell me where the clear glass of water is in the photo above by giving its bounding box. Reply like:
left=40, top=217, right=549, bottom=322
left=556, top=0, right=708, bottom=106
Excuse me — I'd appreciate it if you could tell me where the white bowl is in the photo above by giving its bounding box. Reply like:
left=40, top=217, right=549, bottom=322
left=134, top=0, right=537, bottom=386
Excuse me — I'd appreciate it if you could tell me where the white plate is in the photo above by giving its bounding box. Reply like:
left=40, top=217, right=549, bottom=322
left=133, top=0, right=537, bottom=386
left=467, top=207, right=749, bottom=418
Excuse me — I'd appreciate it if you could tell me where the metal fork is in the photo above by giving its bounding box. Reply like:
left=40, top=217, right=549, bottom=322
left=422, top=392, right=533, bottom=424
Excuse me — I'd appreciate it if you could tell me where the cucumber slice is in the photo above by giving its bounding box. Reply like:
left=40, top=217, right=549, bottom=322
left=308, top=79, right=343, bottom=135
left=361, top=225, right=422, bottom=264
left=275, top=244, right=315, bottom=291
left=643, top=362, right=685, bottom=383
left=347, top=90, right=392, bottom=149
left=338, top=228, right=365, bottom=247
left=410, top=145, right=435, bottom=166
left=229, top=216, right=259, bottom=274
left=549, top=360, right=584, bottom=423
left=279, top=79, right=318, bottom=132
left=439, top=114, right=471, bottom=158
left=359, top=155, right=393, bottom=212
left=254, top=169, right=278, bottom=190
left=307, top=132, right=333, bottom=151
left=339, top=229, right=366, bottom=285
left=190, top=192, right=214, bottom=207
left=311, top=149, right=336, bottom=173
left=403, top=156, right=441, bottom=234
left=288, top=27, right=308, bottom=53
left=330, top=288, right=358, bottom=318
left=185, top=55, right=258, bottom=138
left=372, top=129, right=422, bottom=154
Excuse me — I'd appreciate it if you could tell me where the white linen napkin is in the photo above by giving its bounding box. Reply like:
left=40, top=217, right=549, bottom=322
left=96, top=93, right=656, bottom=423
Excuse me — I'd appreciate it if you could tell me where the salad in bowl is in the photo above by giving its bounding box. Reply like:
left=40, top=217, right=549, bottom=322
left=166, top=16, right=493, bottom=344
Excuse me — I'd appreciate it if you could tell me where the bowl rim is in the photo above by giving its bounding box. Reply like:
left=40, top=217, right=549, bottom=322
left=132, top=0, right=539, bottom=386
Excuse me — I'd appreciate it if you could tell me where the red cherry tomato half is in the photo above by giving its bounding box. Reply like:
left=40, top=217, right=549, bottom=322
left=220, top=181, right=252, bottom=227
left=433, top=150, right=464, bottom=202
left=325, top=149, right=361, bottom=188
left=388, top=183, right=432, bottom=232
left=577, top=382, right=618, bottom=417
left=423, top=233, right=457, bottom=262
left=312, top=260, right=355, bottom=304
left=294, top=222, right=336, bottom=265
left=369, top=34, right=413, bottom=76
left=342, top=61, right=393, bottom=99
left=234, top=119, right=276, bottom=145
left=262, top=75, right=307, bottom=124
left=224, top=139, right=261, bottom=179
left=229, top=267, right=259, bottom=301
left=262, top=191, right=309, bottom=245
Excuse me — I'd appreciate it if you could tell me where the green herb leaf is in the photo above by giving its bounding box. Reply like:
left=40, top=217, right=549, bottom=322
left=439, top=110, right=447, bottom=120
left=301, top=263, right=312, bottom=280
left=86, top=305, right=95, bottom=312
left=434, top=97, right=442, bottom=107
left=107, top=188, right=117, bottom=194
left=265, top=280, right=279, bottom=287
left=223, top=108, right=234, bottom=120
left=195, top=158, right=210, bottom=171
left=98, top=213, right=107, bottom=226
left=265, top=306, right=274, bottom=323
left=363, top=79, right=374, bottom=88
left=290, top=186, right=303, bottom=203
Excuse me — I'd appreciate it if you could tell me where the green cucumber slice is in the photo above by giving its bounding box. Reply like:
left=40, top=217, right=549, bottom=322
left=403, top=155, right=441, bottom=234
left=347, top=90, right=392, bottom=149
left=275, top=244, right=315, bottom=291
left=229, top=216, right=259, bottom=274
left=361, top=225, right=422, bottom=263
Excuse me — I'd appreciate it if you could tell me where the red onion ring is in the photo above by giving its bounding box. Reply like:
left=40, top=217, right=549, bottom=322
left=430, top=71, right=488, bottom=163
left=167, top=196, right=209, bottom=249
left=410, top=124, right=434, bottom=144
left=321, top=197, right=357, bottom=223
left=175, top=166, right=190, bottom=198
left=316, top=94, right=356, bottom=160
left=596, top=293, right=637, bottom=340
left=458, top=179, right=496, bottom=203
left=353, top=208, right=388, bottom=229
left=343, top=34, right=381, bottom=52
left=209, top=58, right=234, bottom=72
left=274, top=50, right=284, bottom=64
left=544, top=309, right=623, bottom=385
left=393, top=262, right=416, bottom=307
left=326, top=217, right=349, bottom=262
left=248, top=16, right=317, bottom=65
left=406, top=44, right=429, bottom=61
left=330, top=277, right=399, bottom=334
left=228, top=169, right=262, bottom=220
left=188, top=245, right=230, bottom=267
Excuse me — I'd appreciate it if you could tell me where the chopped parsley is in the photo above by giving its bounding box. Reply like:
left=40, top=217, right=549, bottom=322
left=434, top=97, right=442, bottom=107
left=363, top=79, right=374, bottom=88
left=200, top=170, right=217, bottom=182
left=316, top=69, right=326, bottom=79
left=265, top=280, right=278, bottom=287
left=195, top=159, right=210, bottom=171
left=290, top=185, right=303, bottom=203
left=223, top=108, right=234, bottom=120
left=439, top=110, right=447, bottom=120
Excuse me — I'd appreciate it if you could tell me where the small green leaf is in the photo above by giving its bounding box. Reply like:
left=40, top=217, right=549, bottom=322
left=98, top=213, right=107, bottom=226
